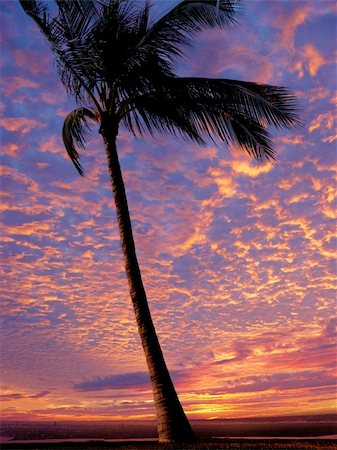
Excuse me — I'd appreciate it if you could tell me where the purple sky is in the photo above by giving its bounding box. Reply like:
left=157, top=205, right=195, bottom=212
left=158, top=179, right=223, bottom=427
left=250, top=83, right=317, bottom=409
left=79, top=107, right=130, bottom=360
left=1, top=0, right=336, bottom=421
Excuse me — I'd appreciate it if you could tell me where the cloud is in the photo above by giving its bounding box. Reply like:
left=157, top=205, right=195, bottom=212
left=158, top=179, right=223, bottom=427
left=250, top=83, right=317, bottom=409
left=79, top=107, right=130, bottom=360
left=1, top=76, right=39, bottom=95
left=0, top=390, right=50, bottom=402
left=224, top=371, right=334, bottom=393
left=213, top=341, right=252, bottom=365
left=221, top=370, right=335, bottom=394
left=74, top=369, right=193, bottom=393
left=324, top=318, right=337, bottom=338
left=302, top=45, right=327, bottom=76
left=1, top=143, right=22, bottom=157
left=291, top=44, right=328, bottom=79
left=2, top=0, right=336, bottom=422
left=12, top=49, right=52, bottom=76
left=295, top=86, right=329, bottom=103
left=189, top=31, right=275, bottom=83
left=38, top=135, right=69, bottom=158
left=279, top=5, right=312, bottom=51
left=231, top=160, right=273, bottom=178
left=0, top=117, right=45, bottom=134
left=0, top=393, right=24, bottom=401
left=30, top=390, right=50, bottom=399
left=308, top=111, right=336, bottom=144
left=74, top=372, right=151, bottom=391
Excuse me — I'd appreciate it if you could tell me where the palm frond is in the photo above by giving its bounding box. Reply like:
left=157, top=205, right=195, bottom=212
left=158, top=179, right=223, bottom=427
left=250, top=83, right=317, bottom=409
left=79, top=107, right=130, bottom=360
left=221, top=80, right=301, bottom=129
left=163, top=0, right=241, bottom=30
left=138, top=0, right=240, bottom=64
left=227, top=114, right=275, bottom=161
left=86, top=0, right=173, bottom=93
left=55, top=0, right=98, bottom=41
left=173, top=77, right=301, bottom=129
left=19, top=0, right=51, bottom=33
left=123, top=95, right=205, bottom=146
left=62, top=107, right=98, bottom=176
left=123, top=73, right=300, bottom=161
left=21, top=0, right=300, bottom=164
left=20, top=0, right=102, bottom=109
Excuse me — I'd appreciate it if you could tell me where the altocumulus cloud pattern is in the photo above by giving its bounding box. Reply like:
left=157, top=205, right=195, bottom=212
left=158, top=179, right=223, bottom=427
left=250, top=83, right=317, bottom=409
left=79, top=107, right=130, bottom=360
left=1, top=0, right=336, bottom=421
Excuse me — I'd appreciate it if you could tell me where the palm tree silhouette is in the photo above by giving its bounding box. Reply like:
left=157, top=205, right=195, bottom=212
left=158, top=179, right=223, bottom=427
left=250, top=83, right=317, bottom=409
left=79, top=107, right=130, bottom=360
left=20, top=0, right=299, bottom=443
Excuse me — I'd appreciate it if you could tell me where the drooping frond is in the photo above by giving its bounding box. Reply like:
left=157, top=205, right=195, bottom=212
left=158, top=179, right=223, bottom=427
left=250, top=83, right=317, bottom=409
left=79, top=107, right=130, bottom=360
left=122, top=75, right=300, bottom=162
left=62, top=107, right=98, bottom=176
left=226, top=114, right=275, bottom=160
left=172, top=77, right=301, bottom=129
left=123, top=93, right=206, bottom=146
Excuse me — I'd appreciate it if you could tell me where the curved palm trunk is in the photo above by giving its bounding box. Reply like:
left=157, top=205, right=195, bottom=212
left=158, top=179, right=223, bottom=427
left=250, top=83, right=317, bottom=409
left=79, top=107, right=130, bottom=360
left=100, top=116, right=196, bottom=443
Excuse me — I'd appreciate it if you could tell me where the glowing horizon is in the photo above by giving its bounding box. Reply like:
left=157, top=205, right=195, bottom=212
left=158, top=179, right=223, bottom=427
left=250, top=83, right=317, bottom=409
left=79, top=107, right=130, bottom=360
left=1, top=0, right=336, bottom=422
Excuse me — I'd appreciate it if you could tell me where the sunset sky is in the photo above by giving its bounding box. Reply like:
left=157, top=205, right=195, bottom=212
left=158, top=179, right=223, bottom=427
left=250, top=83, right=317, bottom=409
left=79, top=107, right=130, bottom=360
left=1, top=0, right=336, bottom=422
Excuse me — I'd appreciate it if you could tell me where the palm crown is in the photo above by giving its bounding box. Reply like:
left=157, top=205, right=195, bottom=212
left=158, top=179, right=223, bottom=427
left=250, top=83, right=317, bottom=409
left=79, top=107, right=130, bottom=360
left=20, top=0, right=299, bottom=176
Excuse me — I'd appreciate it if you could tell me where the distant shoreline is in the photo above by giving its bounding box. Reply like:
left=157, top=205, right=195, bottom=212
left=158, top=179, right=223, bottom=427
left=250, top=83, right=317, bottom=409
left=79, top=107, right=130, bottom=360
left=1, top=415, right=337, bottom=448
left=2, top=413, right=336, bottom=423
left=2, top=434, right=337, bottom=444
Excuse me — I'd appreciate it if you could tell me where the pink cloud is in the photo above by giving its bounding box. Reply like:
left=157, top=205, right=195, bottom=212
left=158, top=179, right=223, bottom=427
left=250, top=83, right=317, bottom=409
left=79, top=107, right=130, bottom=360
left=12, top=49, right=52, bottom=76
left=2, top=0, right=336, bottom=423
left=264, top=3, right=312, bottom=52
left=302, top=44, right=327, bottom=76
left=190, top=33, right=276, bottom=83
left=0, top=116, right=45, bottom=134
left=1, top=143, right=22, bottom=156
left=1, top=76, right=39, bottom=95
left=295, top=86, right=329, bottom=103
left=290, top=44, right=327, bottom=79
left=279, top=5, right=312, bottom=51
left=212, top=44, right=275, bottom=83
left=39, top=135, right=67, bottom=157
left=308, top=112, right=335, bottom=134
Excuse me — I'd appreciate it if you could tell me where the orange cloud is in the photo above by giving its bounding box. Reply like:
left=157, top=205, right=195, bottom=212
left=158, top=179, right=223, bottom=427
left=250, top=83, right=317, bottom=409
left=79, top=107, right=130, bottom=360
left=290, top=44, right=327, bottom=79
left=231, top=160, right=273, bottom=178
left=308, top=112, right=335, bottom=134
left=0, top=116, right=45, bottom=134
left=280, top=5, right=312, bottom=51
left=288, top=193, right=310, bottom=204
left=302, top=44, right=326, bottom=76
left=322, top=135, right=337, bottom=143
left=209, top=172, right=236, bottom=197
left=1, top=143, right=21, bottom=156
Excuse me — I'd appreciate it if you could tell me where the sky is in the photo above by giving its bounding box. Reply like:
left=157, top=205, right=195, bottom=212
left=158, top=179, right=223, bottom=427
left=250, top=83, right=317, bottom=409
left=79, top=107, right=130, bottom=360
left=0, top=0, right=336, bottom=422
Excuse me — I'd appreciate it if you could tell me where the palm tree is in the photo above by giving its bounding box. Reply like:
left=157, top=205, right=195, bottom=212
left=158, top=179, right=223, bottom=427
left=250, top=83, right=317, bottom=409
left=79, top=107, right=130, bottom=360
left=19, top=0, right=299, bottom=443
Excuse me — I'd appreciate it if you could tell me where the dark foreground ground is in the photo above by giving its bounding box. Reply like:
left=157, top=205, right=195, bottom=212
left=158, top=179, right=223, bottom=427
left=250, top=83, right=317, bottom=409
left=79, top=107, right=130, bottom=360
left=1, top=439, right=337, bottom=450
left=1, top=416, right=336, bottom=449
